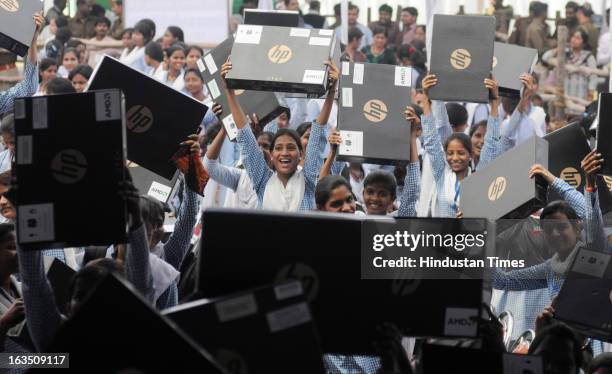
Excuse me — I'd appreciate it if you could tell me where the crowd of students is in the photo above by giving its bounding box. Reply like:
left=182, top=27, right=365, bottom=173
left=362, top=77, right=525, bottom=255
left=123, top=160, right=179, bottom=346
left=0, top=0, right=611, bottom=373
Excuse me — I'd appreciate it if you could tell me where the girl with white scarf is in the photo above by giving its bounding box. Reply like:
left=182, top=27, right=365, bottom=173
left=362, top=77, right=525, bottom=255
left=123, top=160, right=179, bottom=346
left=220, top=59, right=339, bottom=212
left=419, top=74, right=503, bottom=218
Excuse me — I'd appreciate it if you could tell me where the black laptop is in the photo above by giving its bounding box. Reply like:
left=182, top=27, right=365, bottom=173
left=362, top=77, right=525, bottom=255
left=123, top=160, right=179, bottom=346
left=197, top=210, right=486, bottom=355
left=128, top=163, right=180, bottom=205
left=0, top=0, right=42, bottom=56
left=165, top=281, right=325, bottom=373
left=14, top=90, right=128, bottom=250
left=40, top=273, right=227, bottom=373
left=596, top=93, right=612, bottom=176
left=88, top=55, right=208, bottom=180
left=554, top=247, right=612, bottom=342
left=243, top=9, right=300, bottom=27
left=492, top=42, right=538, bottom=97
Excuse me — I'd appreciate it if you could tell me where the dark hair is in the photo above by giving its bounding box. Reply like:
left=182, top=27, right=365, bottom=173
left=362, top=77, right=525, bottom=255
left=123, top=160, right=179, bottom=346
left=139, top=195, right=165, bottom=231
left=121, top=27, right=134, bottom=38
left=76, top=0, right=86, bottom=5
left=416, top=24, right=426, bottom=33
left=46, top=77, right=76, bottom=94
left=68, top=260, right=125, bottom=312
left=55, top=27, right=72, bottom=44
left=44, top=39, right=63, bottom=60
left=61, top=47, right=80, bottom=63
left=68, top=64, right=93, bottom=81
left=279, top=107, right=291, bottom=121
left=315, top=175, right=352, bottom=208
left=469, top=120, right=488, bottom=138
left=66, top=38, right=85, bottom=49
left=363, top=170, right=397, bottom=198
left=0, top=114, right=14, bottom=136
left=444, top=133, right=472, bottom=154
left=145, top=42, right=164, bottom=62
left=407, top=103, right=423, bottom=118
left=578, top=5, right=594, bottom=18
left=186, top=45, right=203, bottom=57
left=258, top=131, right=274, bottom=146
left=541, top=200, right=580, bottom=222
left=588, top=353, right=612, bottom=374
left=0, top=171, right=12, bottom=187
left=379, top=4, right=393, bottom=15
left=55, top=15, right=69, bottom=28
left=134, top=19, right=156, bottom=44
left=296, top=122, right=312, bottom=137
left=94, top=16, right=111, bottom=28
left=272, top=128, right=303, bottom=152
left=184, top=67, right=203, bottom=82
left=372, top=26, right=388, bottom=38
left=309, top=1, right=320, bottom=11
left=166, top=26, right=184, bottom=42
left=348, top=26, right=364, bottom=43
left=90, top=4, right=105, bottom=18
left=528, top=323, right=583, bottom=372
left=445, top=103, right=468, bottom=129
left=166, top=45, right=186, bottom=59
left=402, top=7, right=418, bottom=17
left=0, top=223, right=14, bottom=241
left=532, top=1, right=548, bottom=17
left=39, top=58, right=58, bottom=81
left=349, top=4, right=359, bottom=12
left=574, top=27, right=591, bottom=51
left=566, top=1, right=579, bottom=12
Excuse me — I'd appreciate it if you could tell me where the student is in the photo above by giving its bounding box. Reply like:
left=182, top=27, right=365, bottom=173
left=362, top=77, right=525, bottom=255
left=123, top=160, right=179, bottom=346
left=118, top=28, right=135, bottom=61
left=296, top=122, right=312, bottom=167
left=36, top=58, right=58, bottom=96
left=362, top=27, right=397, bottom=65
left=39, top=14, right=68, bottom=46
left=161, top=26, right=184, bottom=49
left=0, top=13, right=43, bottom=115
left=420, top=74, right=502, bottom=217
left=183, top=68, right=217, bottom=133
left=185, top=45, right=203, bottom=68
left=528, top=323, right=583, bottom=374
left=57, top=48, right=80, bottom=78
left=121, top=20, right=155, bottom=73
left=502, top=74, right=547, bottom=150
left=263, top=108, right=291, bottom=134
left=68, top=64, right=93, bottom=93
left=145, top=42, right=164, bottom=78
left=221, top=59, right=338, bottom=211
left=341, top=27, right=367, bottom=63
left=158, top=45, right=186, bottom=92
left=204, top=105, right=270, bottom=210
left=0, top=115, right=15, bottom=173
left=469, top=120, right=488, bottom=170
left=315, top=176, right=360, bottom=214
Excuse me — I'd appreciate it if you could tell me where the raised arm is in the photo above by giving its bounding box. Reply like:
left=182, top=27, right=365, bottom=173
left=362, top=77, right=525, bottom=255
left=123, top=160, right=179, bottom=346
left=420, top=75, right=447, bottom=183
left=320, top=129, right=340, bottom=179
left=582, top=150, right=608, bottom=251
left=397, top=106, right=423, bottom=217
left=221, top=60, right=272, bottom=200
left=529, top=164, right=587, bottom=220
left=492, top=262, right=549, bottom=291
left=502, top=74, right=538, bottom=153
left=478, top=77, right=503, bottom=168
left=432, top=100, right=453, bottom=144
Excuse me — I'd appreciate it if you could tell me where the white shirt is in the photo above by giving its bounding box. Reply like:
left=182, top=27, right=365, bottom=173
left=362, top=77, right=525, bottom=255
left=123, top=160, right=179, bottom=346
left=120, top=46, right=149, bottom=74
left=0, top=149, right=11, bottom=173
left=158, top=69, right=185, bottom=93
left=501, top=104, right=547, bottom=147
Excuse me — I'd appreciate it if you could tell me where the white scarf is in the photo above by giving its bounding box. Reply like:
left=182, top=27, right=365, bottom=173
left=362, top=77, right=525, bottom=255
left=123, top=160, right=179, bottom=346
left=262, top=168, right=305, bottom=212
left=550, top=242, right=582, bottom=276
left=417, top=154, right=469, bottom=217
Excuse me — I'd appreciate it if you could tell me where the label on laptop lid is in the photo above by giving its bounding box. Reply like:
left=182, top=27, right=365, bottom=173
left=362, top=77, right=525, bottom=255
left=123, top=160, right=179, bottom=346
left=571, top=249, right=610, bottom=278
left=216, top=293, right=258, bottom=323
left=266, top=302, right=311, bottom=333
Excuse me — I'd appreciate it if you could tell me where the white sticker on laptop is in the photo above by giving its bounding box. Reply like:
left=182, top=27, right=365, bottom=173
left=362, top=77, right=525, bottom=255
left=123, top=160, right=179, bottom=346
left=571, top=249, right=611, bottom=278
left=204, top=54, right=218, bottom=75
left=339, top=130, right=363, bottom=157
left=395, top=66, right=412, bottom=87
left=353, top=63, right=364, bottom=85
left=95, top=91, right=121, bottom=122
left=502, top=353, right=543, bottom=374
left=290, top=28, right=311, bottom=37
left=342, top=61, right=350, bottom=76
left=342, top=88, right=353, bottom=108
left=207, top=80, right=221, bottom=100
left=267, top=302, right=311, bottom=333
left=32, top=98, right=48, bottom=130
left=235, top=25, right=263, bottom=44
left=147, top=182, right=171, bottom=202
left=302, top=70, right=325, bottom=84
left=196, top=59, right=206, bottom=73
left=222, top=115, right=238, bottom=140
left=18, top=204, right=55, bottom=243
left=216, top=294, right=258, bottom=323
left=443, top=307, right=479, bottom=337
left=17, top=135, right=32, bottom=165
left=274, top=281, right=304, bottom=301
left=14, top=99, right=25, bottom=119
left=319, top=29, right=334, bottom=36
left=309, top=37, right=331, bottom=46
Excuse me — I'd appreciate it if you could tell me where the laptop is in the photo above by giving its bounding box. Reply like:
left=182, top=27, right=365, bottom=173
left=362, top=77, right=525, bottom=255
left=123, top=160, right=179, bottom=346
left=13, top=90, right=128, bottom=250
left=128, top=163, right=180, bottom=205
left=197, top=210, right=486, bottom=355
left=42, top=273, right=227, bottom=373
left=493, top=42, right=538, bottom=97
left=165, top=281, right=325, bottom=373
left=0, top=0, right=42, bottom=56
left=88, top=55, right=208, bottom=180
left=243, top=9, right=300, bottom=27
left=596, top=93, right=612, bottom=176
left=554, top=247, right=612, bottom=342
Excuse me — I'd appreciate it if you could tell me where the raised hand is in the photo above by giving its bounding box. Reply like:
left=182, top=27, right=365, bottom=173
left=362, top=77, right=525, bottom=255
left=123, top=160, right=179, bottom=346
left=581, top=149, right=604, bottom=189
left=528, top=164, right=555, bottom=184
